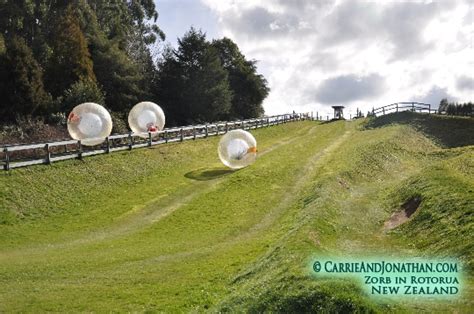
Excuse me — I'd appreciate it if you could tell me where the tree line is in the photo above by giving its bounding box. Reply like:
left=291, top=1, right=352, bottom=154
left=0, top=0, right=269, bottom=128
left=438, top=99, right=473, bottom=116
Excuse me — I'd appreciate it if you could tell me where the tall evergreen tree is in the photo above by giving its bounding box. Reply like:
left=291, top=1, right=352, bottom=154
left=45, top=5, right=96, bottom=97
left=212, top=38, right=269, bottom=119
left=91, top=38, right=143, bottom=112
left=155, top=46, right=183, bottom=125
left=76, top=0, right=158, bottom=113
left=438, top=98, right=448, bottom=113
left=157, top=28, right=232, bottom=125
left=0, top=35, right=49, bottom=120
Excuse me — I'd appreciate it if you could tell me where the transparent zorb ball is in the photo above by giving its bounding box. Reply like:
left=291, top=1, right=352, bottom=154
left=218, top=129, right=257, bottom=169
left=67, top=102, right=113, bottom=146
left=128, top=101, right=165, bottom=138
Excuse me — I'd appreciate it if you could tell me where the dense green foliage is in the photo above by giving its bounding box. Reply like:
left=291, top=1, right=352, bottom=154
left=438, top=98, right=473, bottom=116
left=156, top=29, right=269, bottom=125
left=0, top=113, right=472, bottom=311
left=212, top=38, right=269, bottom=119
left=157, top=28, right=232, bottom=125
left=45, top=5, right=96, bottom=98
left=0, top=35, right=50, bottom=117
left=0, top=1, right=268, bottom=126
left=0, top=0, right=162, bottom=121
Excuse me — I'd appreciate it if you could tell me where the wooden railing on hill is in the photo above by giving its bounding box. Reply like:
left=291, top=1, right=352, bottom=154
left=372, top=102, right=434, bottom=116
left=1, top=113, right=311, bottom=171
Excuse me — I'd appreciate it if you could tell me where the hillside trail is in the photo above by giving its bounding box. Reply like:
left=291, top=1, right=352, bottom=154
left=1, top=122, right=324, bottom=256
left=107, top=123, right=356, bottom=268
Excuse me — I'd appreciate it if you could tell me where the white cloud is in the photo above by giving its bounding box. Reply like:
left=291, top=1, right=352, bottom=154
left=314, top=74, right=386, bottom=104
left=456, top=75, right=474, bottom=91
left=197, top=0, right=473, bottom=115
left=415, top=85, right=457, bottom=105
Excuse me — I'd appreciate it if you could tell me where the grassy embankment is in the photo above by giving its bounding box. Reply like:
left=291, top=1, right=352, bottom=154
left=0, top=112, right=472, bottom=312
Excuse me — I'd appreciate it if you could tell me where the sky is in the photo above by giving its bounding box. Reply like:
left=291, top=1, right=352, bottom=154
left=155, top=0, right=473, bottom=117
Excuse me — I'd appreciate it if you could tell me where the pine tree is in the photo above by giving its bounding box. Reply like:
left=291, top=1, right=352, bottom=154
left=157, top=28, right=232, bottom=125
left=45, top=4, right=96, bottom=97
left=75, top=1, right=153, bottom=113
left=212, top=38, right=269, bottom=119
left=0, top=36, right=49, bottom=120
left=438, top=98, right=448, bottom=113
left=91, top=37, right=143, bottom=112
left=155, top=46, right=183, bottom=125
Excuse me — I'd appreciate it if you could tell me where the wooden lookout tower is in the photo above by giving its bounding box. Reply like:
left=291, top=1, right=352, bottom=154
left=332, top=106, right=345, bottom=120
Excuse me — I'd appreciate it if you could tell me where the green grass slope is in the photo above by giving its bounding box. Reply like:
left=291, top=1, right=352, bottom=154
left=0, top=113, right=472, bottom=312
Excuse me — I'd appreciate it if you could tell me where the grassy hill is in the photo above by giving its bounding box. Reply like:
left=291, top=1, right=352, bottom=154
left=0, top=112, right=472, bottom=312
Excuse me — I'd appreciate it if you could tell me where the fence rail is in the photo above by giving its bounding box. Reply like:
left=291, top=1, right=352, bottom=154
left=372, top=102, right=434, bottom=116
left=1, top=113, right=311, bottom=171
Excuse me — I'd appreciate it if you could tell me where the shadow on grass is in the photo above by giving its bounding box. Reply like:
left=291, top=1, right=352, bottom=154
left=365, top=111, right=474, bottom=148
left=320, top=118, right=346, bottom=124
left=185, top=167, right=235, bottom=181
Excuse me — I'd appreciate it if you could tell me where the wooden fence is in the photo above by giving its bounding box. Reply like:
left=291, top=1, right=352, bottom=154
left=1, top=113, right=310, bottom=171
left=372, top=102, right=434, bottom=116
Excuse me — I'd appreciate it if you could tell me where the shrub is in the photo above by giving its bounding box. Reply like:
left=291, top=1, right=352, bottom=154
left=61, top=79, right=106, bottom=113
left=47, top=112, right=67, bottom=126
left=110, top=111, right=129, bottom=134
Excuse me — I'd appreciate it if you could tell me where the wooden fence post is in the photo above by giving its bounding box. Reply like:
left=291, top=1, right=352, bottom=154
left=429, top=104, right=431, bottom=114
left=193, top=127, right=196, bottom=140
left=148, top=132, right=152, bottom=146
left=128, top=133, right=133, bottom=150
left=106, top=136, right=111, bottom=153
left=4, top=147, right=10, bottom=171
left=205, top=125, right=209, bottom=137
left=78, top=140, right=83, bottom=159
left=412, top=102, right=415, bottom=111
left=165, top=130, right=169, bottom=143
left=180, top=128, right=184, bottom=142
left=225, top=123, right=228, bottom=133
left=45, top=144, right=51, bottom=164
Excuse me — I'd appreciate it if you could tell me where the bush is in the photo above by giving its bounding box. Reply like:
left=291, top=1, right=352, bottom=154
left=110, top=111, right=129, bottom=134
left=47, top=112, right=67, bottom=126
left=61, top=79, right=106, bottom=113
left=0, top=36, right=50, bottom=120
left=0, top=116, right=68, bottom=145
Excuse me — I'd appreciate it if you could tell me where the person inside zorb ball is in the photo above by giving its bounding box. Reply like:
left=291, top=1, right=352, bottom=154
left=67, top=102, right=113, bottom=146
left=218, top=129, right=257, bottom=169
left=128, top=101, right=165, bottom=138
